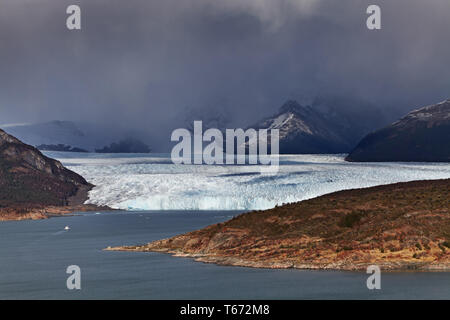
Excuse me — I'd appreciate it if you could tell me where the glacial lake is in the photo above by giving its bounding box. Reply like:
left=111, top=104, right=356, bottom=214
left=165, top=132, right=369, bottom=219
left=0, top=210, right=449, bottom=300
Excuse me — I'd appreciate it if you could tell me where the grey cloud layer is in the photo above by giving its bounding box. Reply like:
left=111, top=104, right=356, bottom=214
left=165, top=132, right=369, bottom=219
left=1, top=0, right=450, bottom=140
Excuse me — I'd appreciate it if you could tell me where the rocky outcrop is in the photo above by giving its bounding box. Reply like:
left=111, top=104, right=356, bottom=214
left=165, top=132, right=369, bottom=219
left=108, top=179, right=450, bottom=271
left=346, top=99, right=450, bottom=162
left=0, top=128, right=94, bottom=216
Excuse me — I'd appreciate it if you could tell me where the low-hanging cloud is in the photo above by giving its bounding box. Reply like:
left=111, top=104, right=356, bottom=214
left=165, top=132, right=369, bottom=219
left=209, top=0, right=321, bottom=29
left=1, top=0, right=450, bottom=147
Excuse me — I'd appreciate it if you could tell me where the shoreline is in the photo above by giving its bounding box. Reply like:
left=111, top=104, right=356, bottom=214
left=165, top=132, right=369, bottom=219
left=106, top=179, right=450, bottom=272
left=0, top=204, right=112, bottom=221
left=0, top=185, right=113, bottom=222
left=106, top=247, right=450, bottom=272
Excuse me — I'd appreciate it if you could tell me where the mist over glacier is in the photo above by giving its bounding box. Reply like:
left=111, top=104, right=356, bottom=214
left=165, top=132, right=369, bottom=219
left=48, top=153, right=450, bottom=211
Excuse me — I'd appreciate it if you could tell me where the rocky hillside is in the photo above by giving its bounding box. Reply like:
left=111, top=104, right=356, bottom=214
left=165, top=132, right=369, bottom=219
left=0, top=128, right=93, bottom=213
left=249, top=100, right=384, bottom=154
left=346, top=99, right=450, bottom=162
left=109, top=179, right=450, bottom=271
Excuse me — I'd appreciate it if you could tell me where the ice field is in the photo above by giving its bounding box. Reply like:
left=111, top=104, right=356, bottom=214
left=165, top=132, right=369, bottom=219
left=48, top=152, right=450, bottom=211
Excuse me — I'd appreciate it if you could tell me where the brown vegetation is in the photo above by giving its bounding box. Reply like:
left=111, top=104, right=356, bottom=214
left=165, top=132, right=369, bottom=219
left=108, top=179, right=450, bottom=271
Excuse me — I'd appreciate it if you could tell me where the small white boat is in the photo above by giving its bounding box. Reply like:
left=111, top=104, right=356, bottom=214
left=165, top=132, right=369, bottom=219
left=64, top=226, right=70, bottom=231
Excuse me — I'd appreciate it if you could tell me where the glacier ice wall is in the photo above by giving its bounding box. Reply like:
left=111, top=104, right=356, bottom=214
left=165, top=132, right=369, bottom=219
left=48, top=152, right=450, bottom=211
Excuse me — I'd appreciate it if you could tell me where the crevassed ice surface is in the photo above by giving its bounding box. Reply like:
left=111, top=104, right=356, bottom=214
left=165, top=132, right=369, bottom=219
left=47, top=152, right=450, bottom=211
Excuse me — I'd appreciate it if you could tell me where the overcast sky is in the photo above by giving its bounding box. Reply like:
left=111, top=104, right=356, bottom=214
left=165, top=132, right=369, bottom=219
left=1, top=0, right=450, bottom=140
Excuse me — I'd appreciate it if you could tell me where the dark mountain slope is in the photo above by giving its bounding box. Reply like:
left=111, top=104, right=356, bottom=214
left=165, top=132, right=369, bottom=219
left=0, top=128, right=92, bottom=209
left=346, top=99, right=450, bottom=162
left=250, top=100, right=354, bottom=154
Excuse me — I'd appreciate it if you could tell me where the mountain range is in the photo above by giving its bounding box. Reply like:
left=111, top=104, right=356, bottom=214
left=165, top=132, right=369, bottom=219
left=3, top=98, right=449, bottom=160
left=249, top=99, right=388, bottom=154
left=2, top=120, right=151, bottom=153
left=179, top=97, right=390, bottom=154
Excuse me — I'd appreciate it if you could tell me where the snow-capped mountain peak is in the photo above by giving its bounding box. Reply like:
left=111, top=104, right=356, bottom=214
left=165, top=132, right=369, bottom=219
left=250, top=100, right=352, bottom=153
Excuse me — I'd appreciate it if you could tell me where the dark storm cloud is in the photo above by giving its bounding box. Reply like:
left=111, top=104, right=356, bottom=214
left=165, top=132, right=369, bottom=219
left=1, top=0, right=450, bottom=143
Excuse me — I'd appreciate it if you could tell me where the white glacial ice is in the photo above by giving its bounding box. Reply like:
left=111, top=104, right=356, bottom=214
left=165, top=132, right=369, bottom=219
left=48, top=152, right=450, bottom=211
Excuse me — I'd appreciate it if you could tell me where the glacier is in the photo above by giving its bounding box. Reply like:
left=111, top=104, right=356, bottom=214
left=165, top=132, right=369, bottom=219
left=47, top=152, right=450, bottom=211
